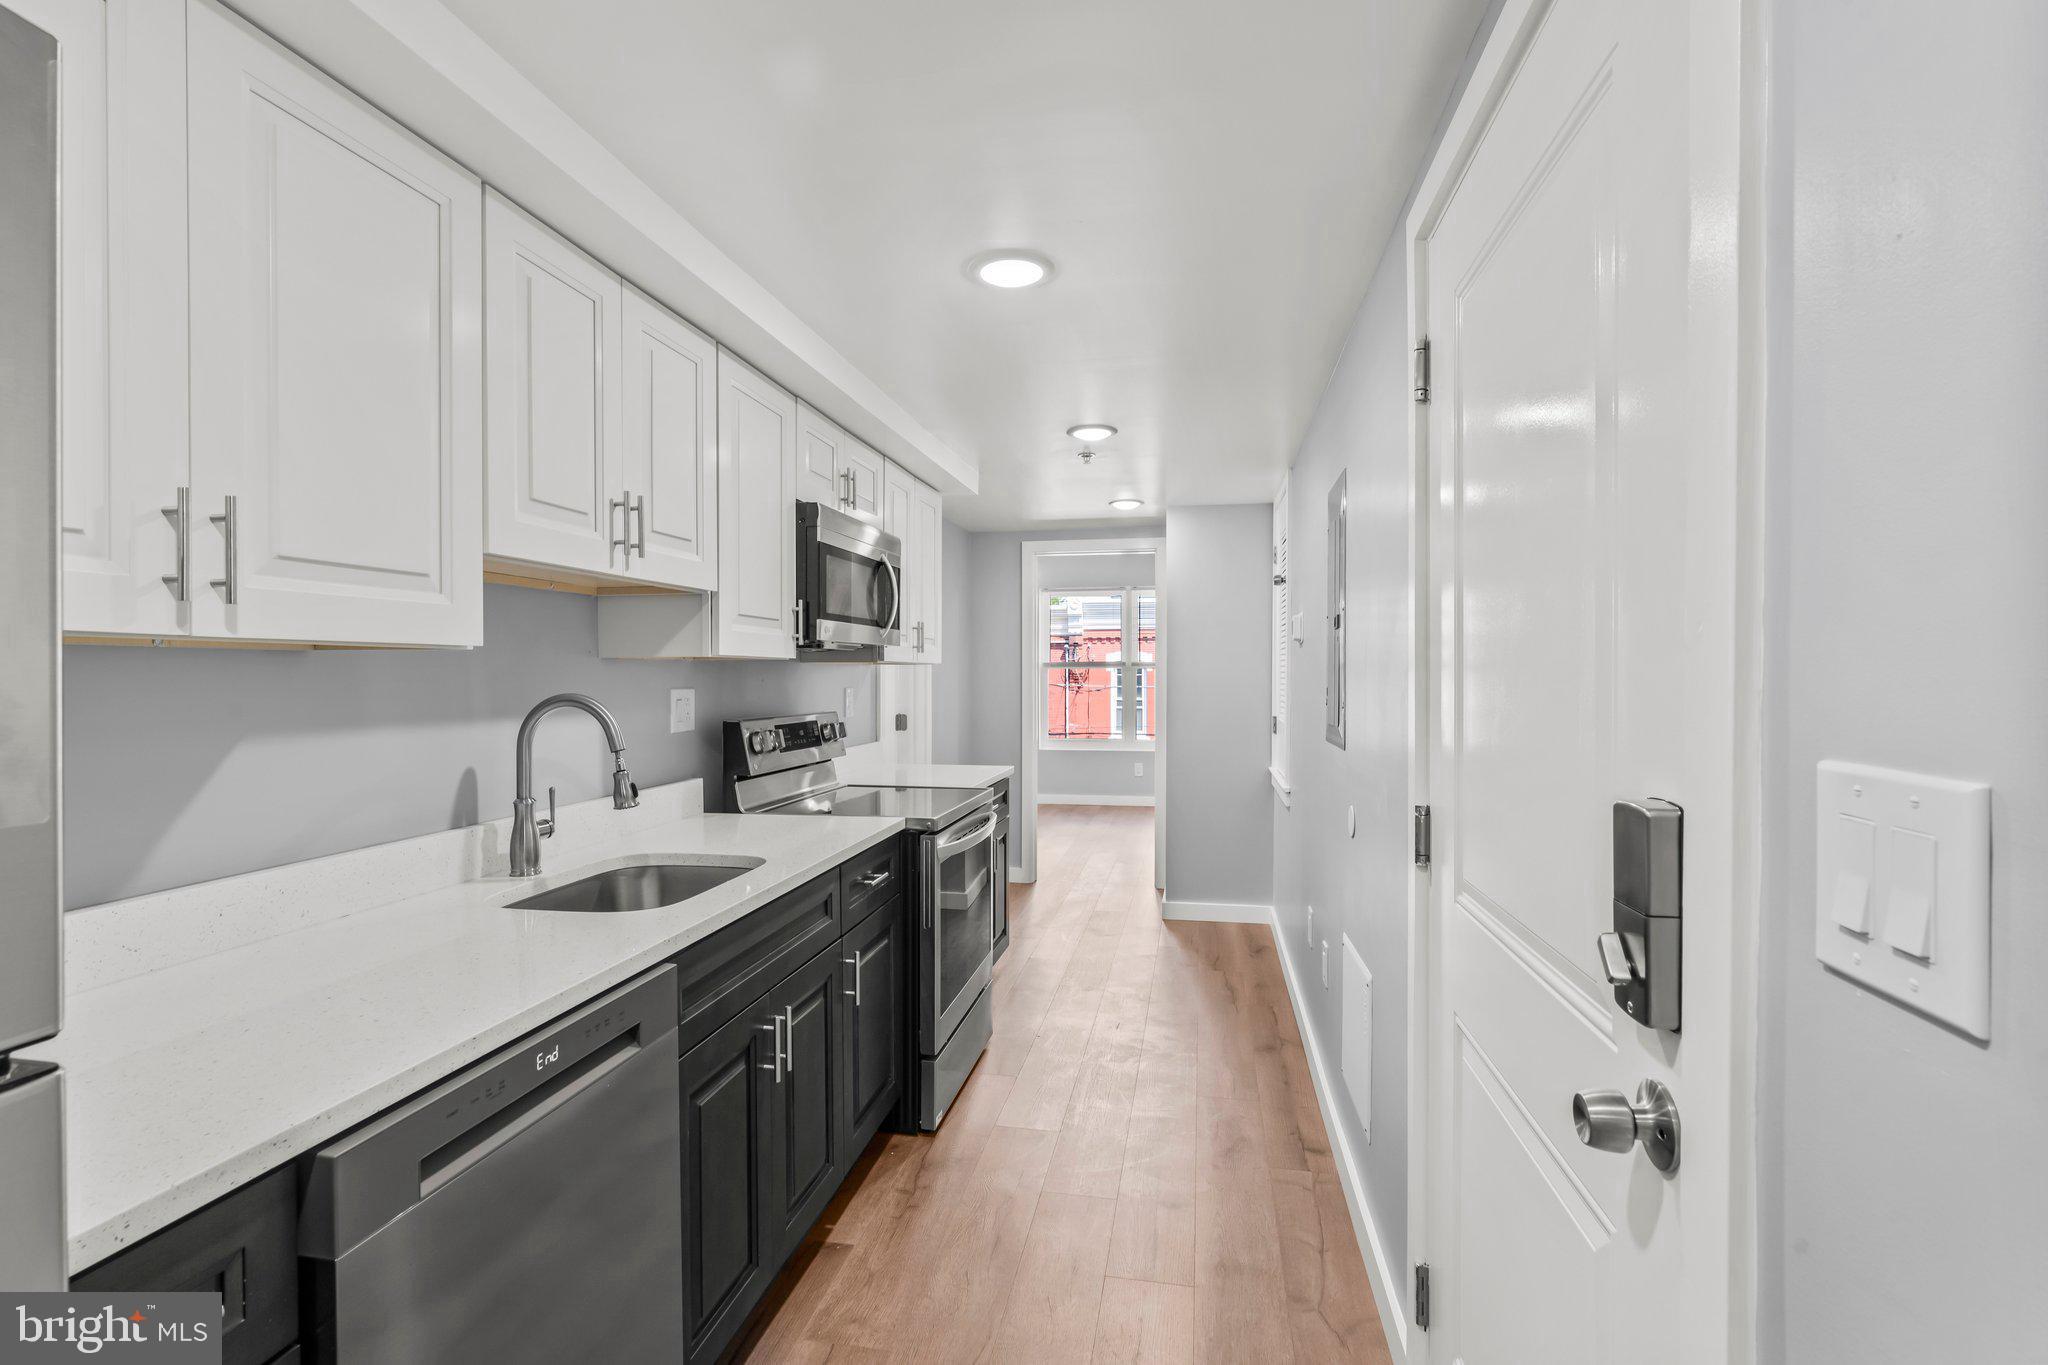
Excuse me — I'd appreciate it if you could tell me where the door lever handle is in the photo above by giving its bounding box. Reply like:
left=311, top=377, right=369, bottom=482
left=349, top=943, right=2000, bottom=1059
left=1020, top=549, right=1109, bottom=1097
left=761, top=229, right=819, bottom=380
left=1572, top=1080, right=1680, bottom=1173
left=1596, top=931, right=1638, bottom=986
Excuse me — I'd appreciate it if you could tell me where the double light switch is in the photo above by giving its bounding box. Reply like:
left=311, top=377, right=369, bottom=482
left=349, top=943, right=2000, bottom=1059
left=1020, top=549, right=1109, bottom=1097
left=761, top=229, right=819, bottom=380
left=1815, top=761, right=1991, bottom=1038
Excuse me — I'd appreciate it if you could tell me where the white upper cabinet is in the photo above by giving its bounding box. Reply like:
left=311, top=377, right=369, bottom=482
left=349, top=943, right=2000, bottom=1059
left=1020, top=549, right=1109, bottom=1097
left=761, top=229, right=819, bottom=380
left=841, top=436, right=885, bottom=525
left=483, top=190, right=623, bottom=578
left=621, top=284, right=717, bottom=591
left=65, top=0, right=484, bottom=647
left=880, top=459, right=943, bottom=664
left=794, top=401, right=886, bottom=527
left=713, top=348, right=797, bottom=658
left=909, top=476, right=944, bottom=663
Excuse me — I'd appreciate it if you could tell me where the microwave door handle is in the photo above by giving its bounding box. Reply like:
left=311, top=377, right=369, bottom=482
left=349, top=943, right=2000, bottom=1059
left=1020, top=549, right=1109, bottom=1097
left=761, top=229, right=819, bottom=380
left=883, top=555, right=903, bottom=635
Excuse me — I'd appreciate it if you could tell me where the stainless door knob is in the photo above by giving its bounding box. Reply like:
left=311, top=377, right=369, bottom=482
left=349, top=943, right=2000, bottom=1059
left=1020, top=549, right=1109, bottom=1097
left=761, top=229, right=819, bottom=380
left=1571, top=1079, right=1680, bottom=1173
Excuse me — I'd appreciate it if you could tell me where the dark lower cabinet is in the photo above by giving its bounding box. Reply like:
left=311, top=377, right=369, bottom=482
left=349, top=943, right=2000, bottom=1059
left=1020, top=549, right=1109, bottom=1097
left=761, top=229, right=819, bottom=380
left=764, top=945, right=844, bottom=1254
left=71, top=1164, right=299, bottom=1365
left=838, top=899, right=903, bottom=1153
left=679, top=1002, right=776, bottom=1363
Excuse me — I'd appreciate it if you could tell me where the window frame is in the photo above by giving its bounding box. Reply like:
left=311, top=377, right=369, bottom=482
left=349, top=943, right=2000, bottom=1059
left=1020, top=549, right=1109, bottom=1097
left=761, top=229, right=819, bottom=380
left=1039, top=586, right=1157, bottom=751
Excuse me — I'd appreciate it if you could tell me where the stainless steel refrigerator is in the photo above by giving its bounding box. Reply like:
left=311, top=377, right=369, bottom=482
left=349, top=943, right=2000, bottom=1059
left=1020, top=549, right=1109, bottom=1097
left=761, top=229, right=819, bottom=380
left=0, top=0, right=71, bottom=1292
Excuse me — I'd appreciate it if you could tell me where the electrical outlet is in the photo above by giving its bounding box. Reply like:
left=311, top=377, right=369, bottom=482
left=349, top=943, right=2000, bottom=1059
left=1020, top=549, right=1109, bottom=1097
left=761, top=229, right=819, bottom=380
left=668, top=688, right=695, bottom=734
left=1320, top=940, right=1329, bottom=989
left=1133, top=760, right=1145, bottom=777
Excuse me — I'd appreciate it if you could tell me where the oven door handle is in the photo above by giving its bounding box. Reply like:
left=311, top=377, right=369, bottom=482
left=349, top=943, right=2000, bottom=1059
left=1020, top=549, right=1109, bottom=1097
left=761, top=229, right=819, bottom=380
left=934, top=811, right=997, bottom=851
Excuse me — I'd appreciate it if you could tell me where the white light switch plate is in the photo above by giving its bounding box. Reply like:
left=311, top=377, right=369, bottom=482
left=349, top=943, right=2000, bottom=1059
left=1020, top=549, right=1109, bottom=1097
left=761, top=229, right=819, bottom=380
left=668, top=688, right=695, bottom=735
left=1815, top=760, right=1991, bottom=1038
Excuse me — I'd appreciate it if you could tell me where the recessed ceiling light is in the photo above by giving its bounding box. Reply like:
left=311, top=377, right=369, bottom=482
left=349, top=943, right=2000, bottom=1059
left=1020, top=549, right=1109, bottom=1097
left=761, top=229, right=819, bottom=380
left=968, top=250, right=1053, bottom=289
left=1068, top=424, right=1117, bottom=442
left=1108, top=497, right=1145, bottom=511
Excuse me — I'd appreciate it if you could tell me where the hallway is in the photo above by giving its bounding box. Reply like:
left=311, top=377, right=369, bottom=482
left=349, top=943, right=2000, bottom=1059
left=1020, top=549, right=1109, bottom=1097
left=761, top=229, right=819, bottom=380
left=736, top=804, right=1390, bottom=1362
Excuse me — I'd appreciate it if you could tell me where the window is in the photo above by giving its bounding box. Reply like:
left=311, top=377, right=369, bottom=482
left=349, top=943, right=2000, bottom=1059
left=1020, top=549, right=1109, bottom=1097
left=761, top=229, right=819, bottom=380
left=1043, top=588, right=1157, bottom=746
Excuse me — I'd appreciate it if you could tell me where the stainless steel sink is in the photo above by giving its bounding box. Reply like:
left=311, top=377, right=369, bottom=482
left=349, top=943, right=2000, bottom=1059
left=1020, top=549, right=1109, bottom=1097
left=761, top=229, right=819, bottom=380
left=507, top=859, right=761, bottom=913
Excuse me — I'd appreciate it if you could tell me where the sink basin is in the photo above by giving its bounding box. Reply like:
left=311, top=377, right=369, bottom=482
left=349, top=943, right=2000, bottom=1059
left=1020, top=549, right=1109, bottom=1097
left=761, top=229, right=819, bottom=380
left=507, top=858, right=761, bottom=913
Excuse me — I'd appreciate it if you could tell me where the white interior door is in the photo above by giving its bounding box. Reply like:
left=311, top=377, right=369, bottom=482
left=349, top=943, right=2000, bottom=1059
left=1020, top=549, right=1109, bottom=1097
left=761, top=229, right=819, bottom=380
left=1419, top=1, right=1740, bottom=1361
left=483, top=188, right=623, bottom=577
left=714, top=348, right=795, bottom=659
left=185, top=0, right=481, bottom=647
left=621, top=284, right=716, bottom=591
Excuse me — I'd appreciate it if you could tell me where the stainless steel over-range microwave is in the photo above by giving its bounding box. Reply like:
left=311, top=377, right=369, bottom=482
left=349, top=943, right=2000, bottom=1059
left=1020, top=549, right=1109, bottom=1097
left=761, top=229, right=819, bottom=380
left=795, top=501, right=903, bottom=652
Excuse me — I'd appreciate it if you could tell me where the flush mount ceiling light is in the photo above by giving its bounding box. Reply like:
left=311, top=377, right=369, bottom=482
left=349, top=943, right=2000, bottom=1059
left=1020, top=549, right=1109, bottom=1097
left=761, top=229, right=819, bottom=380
left=1108, top=497, right=1145, bottom=511
left=1067, top=423, right=1117, bottom=442
left=967, top=250, right=1054, bottom=289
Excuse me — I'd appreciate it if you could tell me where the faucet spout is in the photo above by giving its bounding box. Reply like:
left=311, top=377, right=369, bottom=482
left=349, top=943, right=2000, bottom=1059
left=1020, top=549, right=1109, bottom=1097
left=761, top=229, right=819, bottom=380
left=510, top=693, right=638, bottom=877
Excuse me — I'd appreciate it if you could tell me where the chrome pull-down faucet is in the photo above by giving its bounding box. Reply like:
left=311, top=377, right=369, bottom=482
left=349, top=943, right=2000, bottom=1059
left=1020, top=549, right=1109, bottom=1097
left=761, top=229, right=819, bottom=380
left=511, top=693, right=639, bottom=877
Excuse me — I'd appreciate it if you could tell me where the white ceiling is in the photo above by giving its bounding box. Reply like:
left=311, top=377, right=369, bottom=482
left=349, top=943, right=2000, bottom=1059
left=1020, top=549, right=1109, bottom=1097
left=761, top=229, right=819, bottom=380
left=441, top=0, right=1488, bottom=530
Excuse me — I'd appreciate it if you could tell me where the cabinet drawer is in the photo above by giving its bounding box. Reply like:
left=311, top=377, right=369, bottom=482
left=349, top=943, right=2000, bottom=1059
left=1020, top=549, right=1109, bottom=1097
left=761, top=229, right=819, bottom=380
left=672, top=870, right=840, bottom=1057
left=839, top=838, right=902, bottom=924
left=72, top=1165, right=298, bottom=1365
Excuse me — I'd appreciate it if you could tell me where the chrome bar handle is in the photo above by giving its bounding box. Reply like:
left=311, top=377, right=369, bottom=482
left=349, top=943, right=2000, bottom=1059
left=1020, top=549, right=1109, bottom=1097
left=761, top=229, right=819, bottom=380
left=793, top=600, right=805, bottom=643
left=609, top=494, right=630, bottom=559
left=844, top=950, right=863, bottom=1006
left=160, top=486, right=190, bottom=602
left=208, top=495, right=237, bottom=604
left=915, top=620, right=926, bottom=653
left=631, top=493, right=647, bottom=558
left=782, top=1005, right=797, bottom=1073
left=759, top=1019, right=784, bottom=1084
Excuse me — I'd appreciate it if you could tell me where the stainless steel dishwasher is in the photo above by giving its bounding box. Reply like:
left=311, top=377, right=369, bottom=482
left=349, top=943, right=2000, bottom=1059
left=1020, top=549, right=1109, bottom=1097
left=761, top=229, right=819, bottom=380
left=300, top=966, right=682, bottom=1363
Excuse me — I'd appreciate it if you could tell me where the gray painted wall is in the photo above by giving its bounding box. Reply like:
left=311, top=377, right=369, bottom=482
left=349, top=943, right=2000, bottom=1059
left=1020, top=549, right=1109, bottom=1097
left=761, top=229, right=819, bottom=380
left=931, top=519, right=976, bottom=766
left=1270, top=230, right=1415, bottom=1293
left=1161, top=504, right=1272, bottom=909
left=1758, top=2, right=2048, bottom=1358
left=1040, top=749, right=1154, bottom=803
left=62, top=584, right=875, bottom=907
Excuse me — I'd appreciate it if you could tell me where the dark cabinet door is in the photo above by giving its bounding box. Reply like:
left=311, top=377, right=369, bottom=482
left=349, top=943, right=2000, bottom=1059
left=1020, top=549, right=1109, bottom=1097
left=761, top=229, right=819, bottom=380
left=763, top=944, right=844, bottom=1256
left=679, top=1001, right=776, bottom=1363
left=838, top=899, right=903, bottom=1152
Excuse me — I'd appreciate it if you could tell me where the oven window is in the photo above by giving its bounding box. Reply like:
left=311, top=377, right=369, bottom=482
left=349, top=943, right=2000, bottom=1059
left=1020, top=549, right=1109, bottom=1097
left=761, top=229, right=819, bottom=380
left=935, top=829, right=995, bottom=1024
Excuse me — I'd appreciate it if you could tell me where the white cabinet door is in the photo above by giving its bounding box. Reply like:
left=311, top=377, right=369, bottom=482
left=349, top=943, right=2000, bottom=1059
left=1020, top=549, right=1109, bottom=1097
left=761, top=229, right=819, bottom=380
left=841, top=434, right=886, bottom=527
left=39, top=0, right=161, bottom=636
left=795, top=400, right=845, bottom=511
left=620, top=284, right=716, bottom=591
left=909, top=476, right=944, bottom=663
left=185, top=0, right=482, bottom=646
left=715, top=348, right=795, bottom=658
left=483, top=188, right=624, bottom=577
left=879, top=459, right=919, bottom=663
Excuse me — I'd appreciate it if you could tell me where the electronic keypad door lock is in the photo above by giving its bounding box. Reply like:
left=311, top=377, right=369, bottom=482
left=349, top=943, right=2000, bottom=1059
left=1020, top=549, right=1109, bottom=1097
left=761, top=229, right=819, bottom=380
left=1598, top=798, right=1682, bottom=1032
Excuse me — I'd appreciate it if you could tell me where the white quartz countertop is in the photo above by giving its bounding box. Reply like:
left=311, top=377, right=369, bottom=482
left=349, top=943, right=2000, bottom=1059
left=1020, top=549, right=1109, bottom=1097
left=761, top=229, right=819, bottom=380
left=832, top=752, right=1013, bottom=791
left=42, top=803, right=900, bottom=1272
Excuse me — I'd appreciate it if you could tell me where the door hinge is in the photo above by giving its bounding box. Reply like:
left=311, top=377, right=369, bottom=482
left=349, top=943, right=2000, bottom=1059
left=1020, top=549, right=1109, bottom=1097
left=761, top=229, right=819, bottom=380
left=1413, top=338, right=1431, bottom=403
left=1413, top=804, right=1432, bottom=868
left=1271, top=715, right=1279, bottom=735
left=1414, top=1263, right=1431, bottom=1330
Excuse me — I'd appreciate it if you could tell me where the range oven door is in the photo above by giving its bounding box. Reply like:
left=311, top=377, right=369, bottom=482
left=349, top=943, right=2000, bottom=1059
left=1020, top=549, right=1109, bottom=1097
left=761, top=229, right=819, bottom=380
left=919, top=808, right=998, bottom=1055
left=797, top=502, right=902, bottom=650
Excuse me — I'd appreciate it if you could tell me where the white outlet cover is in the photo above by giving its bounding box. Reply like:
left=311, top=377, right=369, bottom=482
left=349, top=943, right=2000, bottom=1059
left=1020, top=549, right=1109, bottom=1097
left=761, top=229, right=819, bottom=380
left=1341, top=935, right=1372, bottom=1139
left=1814, top=760, right=1991, bottom=1038
left=668, top=688, right=695, bottom=735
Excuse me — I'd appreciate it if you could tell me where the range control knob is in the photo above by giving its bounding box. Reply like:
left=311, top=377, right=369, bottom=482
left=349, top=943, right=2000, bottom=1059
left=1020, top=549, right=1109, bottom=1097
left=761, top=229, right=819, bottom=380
left=748, top=730, right=780, bottom=755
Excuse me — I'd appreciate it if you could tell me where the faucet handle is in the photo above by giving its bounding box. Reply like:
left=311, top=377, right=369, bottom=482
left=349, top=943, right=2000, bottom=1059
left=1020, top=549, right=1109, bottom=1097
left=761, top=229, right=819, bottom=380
left=537, top=786, right=556, bottom=839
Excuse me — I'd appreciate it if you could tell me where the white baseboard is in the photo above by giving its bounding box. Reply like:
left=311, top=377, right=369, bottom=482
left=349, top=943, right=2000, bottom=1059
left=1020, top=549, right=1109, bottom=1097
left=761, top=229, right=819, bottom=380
left=1267, top=906, right=1410, bottom=1365
left=1161, top=899, right=1271, bottom=923
left=1037, top=793, right=1156, bottom=808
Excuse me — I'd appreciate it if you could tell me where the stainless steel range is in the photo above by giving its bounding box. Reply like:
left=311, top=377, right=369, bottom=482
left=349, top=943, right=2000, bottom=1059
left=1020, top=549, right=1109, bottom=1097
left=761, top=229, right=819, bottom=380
left=726, top=713, right=996, bottom=1129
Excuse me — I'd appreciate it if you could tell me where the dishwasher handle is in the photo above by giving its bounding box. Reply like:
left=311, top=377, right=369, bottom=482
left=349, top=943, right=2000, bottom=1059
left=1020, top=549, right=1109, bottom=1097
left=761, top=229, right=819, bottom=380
left=301, top=965, right=678, bottom=1260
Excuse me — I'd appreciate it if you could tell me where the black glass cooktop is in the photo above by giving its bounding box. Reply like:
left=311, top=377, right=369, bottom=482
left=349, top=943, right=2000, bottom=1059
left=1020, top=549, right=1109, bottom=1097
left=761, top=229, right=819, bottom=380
left=766, top=784, right=990, bottom=831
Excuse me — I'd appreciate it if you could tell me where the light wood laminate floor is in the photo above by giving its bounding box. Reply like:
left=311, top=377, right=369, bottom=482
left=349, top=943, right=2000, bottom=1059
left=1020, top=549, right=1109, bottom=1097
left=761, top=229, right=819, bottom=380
left=735, top=804, right=1391, bottom=1364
